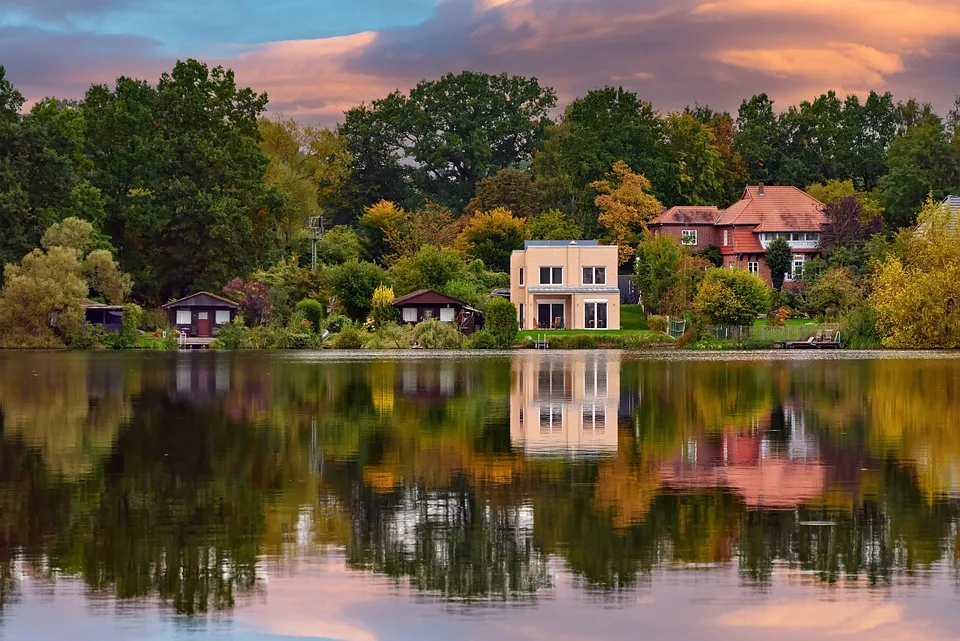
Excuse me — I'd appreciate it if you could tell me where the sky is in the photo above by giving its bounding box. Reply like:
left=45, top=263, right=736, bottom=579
left=2, top=0, right=960, bottom=125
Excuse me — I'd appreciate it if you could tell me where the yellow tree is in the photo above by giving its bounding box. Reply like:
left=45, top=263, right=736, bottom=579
left=590, top=161, right=662, bottom=265
left=259, top=116, right=352, bottom=247
left=358, top=199, right=407, bottom=261
left=455, top=207, right=528, bottom=272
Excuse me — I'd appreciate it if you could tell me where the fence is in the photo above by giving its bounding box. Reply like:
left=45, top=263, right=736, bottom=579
left=703, top=323, right=839, bottom=343
left=667, top=318, right=687, bottom=339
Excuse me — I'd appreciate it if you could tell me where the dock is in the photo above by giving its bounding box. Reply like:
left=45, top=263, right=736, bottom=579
left=178, top=335, right=215, bottom=350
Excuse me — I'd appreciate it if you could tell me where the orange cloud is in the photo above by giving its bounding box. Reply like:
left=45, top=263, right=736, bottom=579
left=716, top=43, right=904, bottom=86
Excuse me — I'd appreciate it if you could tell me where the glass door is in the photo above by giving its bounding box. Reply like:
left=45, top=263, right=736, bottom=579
left=584, top=302, right=608, bottom=329
left=537, top=303, right=565, bottom=329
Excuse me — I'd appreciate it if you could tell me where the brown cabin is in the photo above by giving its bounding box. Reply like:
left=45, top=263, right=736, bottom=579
left=392, top=289, right=483, bottom=335
left=162, top=292, right=239, bottom=338
left=82, top=299, right=124, bottom=332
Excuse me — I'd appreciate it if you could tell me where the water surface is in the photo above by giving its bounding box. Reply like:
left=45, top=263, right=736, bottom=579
left=1, top=350, right=959, bottom=640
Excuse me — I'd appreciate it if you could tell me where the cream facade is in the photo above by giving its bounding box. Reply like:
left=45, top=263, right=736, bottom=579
left=509, top=240, right=621, bottom=330
left=510, top=352, right=620, bottom=457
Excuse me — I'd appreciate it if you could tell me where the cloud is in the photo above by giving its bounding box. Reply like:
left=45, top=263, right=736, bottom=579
left=719, top=600, right=904, bottom=635
left=3, top=0, right=960, bottom=125
left=0, top=0, right=123, bottom=20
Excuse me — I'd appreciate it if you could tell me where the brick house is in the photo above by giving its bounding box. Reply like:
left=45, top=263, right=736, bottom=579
left=649, top=206, right=722, bottom=248
left=650, top=185, right=827, bottom=288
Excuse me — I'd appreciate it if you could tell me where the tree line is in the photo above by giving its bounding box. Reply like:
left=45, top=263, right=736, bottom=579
left=2, top=59, right=960, bottom=307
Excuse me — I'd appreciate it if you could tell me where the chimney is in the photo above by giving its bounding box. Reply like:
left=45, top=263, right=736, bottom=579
left=758, top=183, right=765, bottom=197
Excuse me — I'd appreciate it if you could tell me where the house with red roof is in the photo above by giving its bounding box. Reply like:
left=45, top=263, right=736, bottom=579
left=650, top=185, right=827, bottom=287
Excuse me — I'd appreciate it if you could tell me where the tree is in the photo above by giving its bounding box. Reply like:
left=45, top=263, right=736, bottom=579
left=358, top=200, right=406, bottom=262
left=591, top=162, right=663, bottom=265
left=528, top=209, right=582, bottom=241
left=81, top=59, right=281, bottom=301
left=704, top=112, right=749, bottom=206
left=820, top=196, right=883, bottom=251
left=315, top=225, right=363, bottom=266
left=485, top=298, right=518, bottom=348
left=294, top=298, right=324, bottom=332
left=222, top=278, right=274, bottom=325
left=382, top=204, right=466, bottom=262
left=633, top=235, right=683, bottom=313
left=660, top=112, right=725, bottom=206
left=735, top=94, right=780, bottom=182
left=0, top=217, right=130, bottom=347
left=662, top=255, right=713, bottom=317
left=329, top=259, right=389, bottom=321
left=765, top=237, right=793, bottom=291
left=871, top=197, right=960, bottom=348
left=804, top=267, right=861, bottom=318
left=464, top=169, right=542, bottom=219
left=456, top=208, right=528, bottom=272
left=693, top=268, right=770, bottom=325
left=370, top=285, right=396, bottom=329
left=880, top=114, right=960, bottom=228
left=389, top=245, right=466, bottom=295
left=343, top=72, right=556, bottom=210
left=259, top=116, right=351, bottom=248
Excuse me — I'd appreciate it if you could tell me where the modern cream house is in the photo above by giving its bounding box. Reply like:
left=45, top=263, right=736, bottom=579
left=510, top=352, right=620, bottom=457
left=510, top=240, right=621, bottom=330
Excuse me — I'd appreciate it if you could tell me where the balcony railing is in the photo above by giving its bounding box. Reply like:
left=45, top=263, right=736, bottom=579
left=759, top=239, right=820, bottom=250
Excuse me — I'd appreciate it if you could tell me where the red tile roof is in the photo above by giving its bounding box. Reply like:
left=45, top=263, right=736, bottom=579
left=651, top=206, right=722, bottom=225
left=716, top=186, right=826, bottom=231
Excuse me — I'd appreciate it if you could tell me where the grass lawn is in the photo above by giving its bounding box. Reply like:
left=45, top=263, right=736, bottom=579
left=752, top=318, right=813, bottom=327
left=620, top=304, right=647, bottom=330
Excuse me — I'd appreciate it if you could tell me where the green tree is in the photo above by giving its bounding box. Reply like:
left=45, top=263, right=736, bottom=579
left=735, top=94, right=780, bottom=182
left=329, top=259, right=389, bottom=322
left=389, top=245, right=466, bottom=295
left=765, top=237, right=792, bottom=291
left=693, top=268, right=770, bottom=325
left=805, top=267, right=862, bottom=318
left=343, top=72, right=556, bottom=210
left=879, top=114, right=960, bottom=228
left=660, top=112, right=725, bottom=206
left=456, top=208, right=527, bottom=272
left=464, top=168, right=542, bottom=219
left=528, top=209, right=583, bottom=241
left=633, top=235, right=683, bottom=313
left=81, top=59, right=281, bottom=301
left=315, top=225, right=363, bottom=266
left=485, top=298, right=518, bottom=348
left=294, top=298, right=324, bottom=332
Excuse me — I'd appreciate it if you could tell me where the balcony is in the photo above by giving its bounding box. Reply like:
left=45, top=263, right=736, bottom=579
left=759, top=233, right=820, bottom=250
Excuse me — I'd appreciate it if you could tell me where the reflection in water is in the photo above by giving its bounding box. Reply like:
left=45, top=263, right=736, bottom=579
left=1, top=351, right=960, bottom=639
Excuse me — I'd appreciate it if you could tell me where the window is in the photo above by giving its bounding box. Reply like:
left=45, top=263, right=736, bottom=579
left=583, top=405, right=606, bottom=431
left=402, top=307, right=417, bottom=322
left=176, top=310, right=191, bottom=325
left=539, top=266, right=563, bottom=285
left=215, top=310, right=231, bottom=325
left=791, top=257, right=805, bottom=281
left=584, top=301, right=608, bottom=329
left=681, top=229, right=698, bottom=245
left=539, top=405, right=563, bottom=433
left=723, top=230, right=729, bottom=246
left=748, top=261, right=759, bottom=276
left=440, top=307, right=455, bottom=322
left=584, top=358, right=607, bottom=397
left=582, top=266, right=606, bottom=285
left=519, top=267, right=525, bottom=286
left=197, top=311, right=208, bottom=320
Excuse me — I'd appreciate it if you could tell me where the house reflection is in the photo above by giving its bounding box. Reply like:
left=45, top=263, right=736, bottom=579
left=397, top=361, right=463, bottom=405
left=659, top=404, right=826, bottom=509
left=510, top=352, right=620, bottom=457
left=172, top=352, right=232, bottom=401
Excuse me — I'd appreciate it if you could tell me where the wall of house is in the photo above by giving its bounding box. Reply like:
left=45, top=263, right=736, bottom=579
left=396, top=304, right=460, bottom=324
left=168, top=307, right=236, bottom=337
left=653, top=224, right=718, bottom=248
left=510, top=244, right=621, bottom=330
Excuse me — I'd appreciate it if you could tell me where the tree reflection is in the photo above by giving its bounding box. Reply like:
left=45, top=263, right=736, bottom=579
left=0, top=353, right=959, bottom=612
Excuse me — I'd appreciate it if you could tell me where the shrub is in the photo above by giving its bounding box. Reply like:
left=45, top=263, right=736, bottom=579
left=139, top=307, right=169, bottom=331
left=693, top=268, right=770, bottom=325
left=767, top=306, right=791, bottom=327
left=295, top=298, right=324, bottom=332
left=412, top=319, right=464, bottom=349
left=324, top=314, right=351, bottom=334
left=64, top=322, right=102, bottom=350
left=839, top=305, right=883, bottom=349
left=485, top=297, right=518, bottom=348
left=115, top=303, right=143, bottom=349
left=633, top=235, right=682, bottom=313
left=465, top=329, right=499, bottom=349
left=646, top=315, right=668, bottom=333
left=213, top=318, right=248, bottom=349
left=805, top=267, right=861, bottom=318
left=371, top=285, right=396, bottom=329
left=365, top=323, right=414, bottom=349
left=330, top=259, right=389, bottom=322
left=327, top=325, right=365, bottom=349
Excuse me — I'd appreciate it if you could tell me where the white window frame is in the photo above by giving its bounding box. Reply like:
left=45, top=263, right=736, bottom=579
left=747, top=261, right=759, bottom=276
left=176, top=310, right=192, bottom=325
left=519, top=267, right=525, bottom=287
left=539, top=266, right=563, bottom=285
left=681, top=229, right=698, bottom=246
left=440, top=307, right=455, bottom=322
left=197, top=311, right=208, bottom=320
left=402, top=307, right=417, bottom=323
left=787, top=255, right=805, bottom=282
left=723, top=229, right=729, bottom=246
left=215, top=310, right=231, bottom=325
left=582, top=266, right=606, bottom=285
left=583, top=300, right=609, bottom=330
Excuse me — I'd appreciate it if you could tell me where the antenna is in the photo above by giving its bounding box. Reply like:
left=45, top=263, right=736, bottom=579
left=308, top=215, right=324, bottom=270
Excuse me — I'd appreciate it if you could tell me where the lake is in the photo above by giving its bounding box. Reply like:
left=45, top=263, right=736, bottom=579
left=1, top=349, right=960, bottom=641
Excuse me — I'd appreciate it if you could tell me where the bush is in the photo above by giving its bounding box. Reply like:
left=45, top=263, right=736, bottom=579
left=485, top=297, right=518, bottom=348
left=327, top=325, right=365, bottom=349
left=330, top=259, right=389, bottom=321
left=115, top=303, right=143, bottom=349
left=693, top=268, right=770, bottom=325
left=634, top=235, right=683, bottom=313
left=365, top=323, right=414, bottom=349
left=324, top=314, right=351, bottom=334
left=839, top=305, right=883, bottom=349
left=371, top=284, right=396, bottom=329
left=646, top=315, right=668, bottom=333
left=295, top=298, right=324, bottom=332
left=64, top=322, right=102, bottom=350
left=465, top=329, right=499, bottom=349
left=767, top=306, right=791, bottom=327
left=139, top=307, right=168, bottom=331
left=213, top=318, right=248, bottom=349
left=412, top=319, right=465, bottom=349
left=805, top=267, right=861, bottom=318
